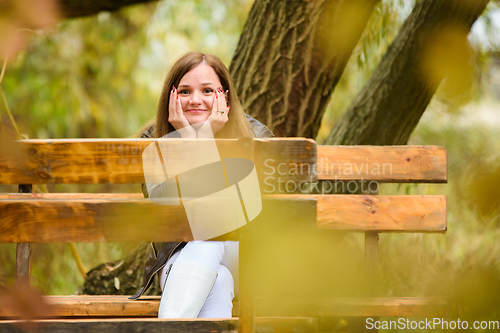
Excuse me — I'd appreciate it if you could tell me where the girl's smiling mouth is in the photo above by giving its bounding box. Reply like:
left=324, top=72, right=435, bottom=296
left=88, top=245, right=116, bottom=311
left=185, top=109, right=208, bottom=113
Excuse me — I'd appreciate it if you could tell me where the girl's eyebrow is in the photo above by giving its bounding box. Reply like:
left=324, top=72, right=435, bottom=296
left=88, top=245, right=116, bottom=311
left=178, top=82, right=213, bottom=88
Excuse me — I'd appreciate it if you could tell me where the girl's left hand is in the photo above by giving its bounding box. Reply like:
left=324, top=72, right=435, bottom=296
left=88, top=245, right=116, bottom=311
left=208, top=87, right=230, bottom=135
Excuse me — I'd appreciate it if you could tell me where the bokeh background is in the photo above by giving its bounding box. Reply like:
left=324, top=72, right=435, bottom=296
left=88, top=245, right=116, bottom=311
left=1, top=0, right=499, bottom=330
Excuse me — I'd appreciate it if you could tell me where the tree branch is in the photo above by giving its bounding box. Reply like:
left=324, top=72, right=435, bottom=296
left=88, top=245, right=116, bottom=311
left=59, top=0, right=158, bottom=18
left=325, top=0, right=490, bottom=146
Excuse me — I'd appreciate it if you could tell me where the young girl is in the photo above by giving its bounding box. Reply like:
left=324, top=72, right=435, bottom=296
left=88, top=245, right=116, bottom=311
left=130, top=52, right=273, bottom=319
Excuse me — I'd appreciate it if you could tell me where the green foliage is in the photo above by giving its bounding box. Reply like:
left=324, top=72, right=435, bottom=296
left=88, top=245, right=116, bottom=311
left=0, top=0, right=253, bottom=295
left=2, top=5, right=155, bottom=139
left=0, top=0, right=253, bottom=140
left=136, top=0, right=252, bottom=99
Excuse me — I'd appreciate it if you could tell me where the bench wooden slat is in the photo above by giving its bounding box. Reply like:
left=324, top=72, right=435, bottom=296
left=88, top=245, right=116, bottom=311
left=0, top=317, right=318, bottom=333
left=0, top=195, right=446, bottom=243
left=0, top=295, right=447, bottom=318
left=0, top=138, right=317, bottom=185
left=317, top=145, right=447, bottom=182
left=0, top=319, right=240, bottom=333
left=0, top=140, right=447, bottom=185
left=0, top=296, right=160, bottom=318
left=316, top=194, right=447, bottom=232
left=281, top=194, right=446, bottom=232
left=256, top=297, right=448, bottom=317
left=0, top=193, right=143, bottom=199
left=0, top=199, right=193, bottom=243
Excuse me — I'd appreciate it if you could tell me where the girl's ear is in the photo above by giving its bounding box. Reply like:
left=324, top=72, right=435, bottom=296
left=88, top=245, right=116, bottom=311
left=225, top=90, right=229, bottom=103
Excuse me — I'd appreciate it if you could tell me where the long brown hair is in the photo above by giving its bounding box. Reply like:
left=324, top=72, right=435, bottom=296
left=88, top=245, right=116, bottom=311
left=155, top=52, right=252, bottom=139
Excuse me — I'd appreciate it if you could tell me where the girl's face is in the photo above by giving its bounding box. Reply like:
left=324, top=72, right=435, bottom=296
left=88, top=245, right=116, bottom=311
left=176, top=63, right=222, bottom=125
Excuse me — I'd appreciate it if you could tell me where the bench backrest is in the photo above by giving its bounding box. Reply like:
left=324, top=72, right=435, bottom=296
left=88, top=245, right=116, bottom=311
left=0, top=139, right=447, bottom=244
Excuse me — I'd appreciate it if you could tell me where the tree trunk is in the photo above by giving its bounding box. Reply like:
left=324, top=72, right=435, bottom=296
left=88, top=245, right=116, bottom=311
left=230, top=0, right=379, bottom=138
left=79, top=243, right=161, bottom=296
left=59, top=0, right=157, bottom=18
left=325, top=0, right=490, bottom=146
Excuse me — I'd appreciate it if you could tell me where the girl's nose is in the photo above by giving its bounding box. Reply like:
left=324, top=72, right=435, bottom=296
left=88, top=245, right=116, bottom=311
left=189, top=92, right=202, bottom=104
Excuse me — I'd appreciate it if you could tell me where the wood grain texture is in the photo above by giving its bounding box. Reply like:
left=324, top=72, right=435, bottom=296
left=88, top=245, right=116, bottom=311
left=0, top=318, right=236, bottom=333
left=256, top=297, right=448, bottom=317
left=316, top=195, right=446, bottom=232
left=0, top=193, right=143, bottom=200
left=0, top=138, right=317, bottom=185
left=274, top=194, right=446, bottom=232
left=0, top=295, right=159, bottom=318
left=317, top=145, right=447, bottom=182
left=0, top=198, right=193, bottom=243
left=0, top=293, right=232, bottom=318
left=0, top=294, right=241, bottom=317
left=0, top=316, right=317, bottom=333
left=0, top=195, right=446, bottom=243
left=0, top=294, right=446, bottom=318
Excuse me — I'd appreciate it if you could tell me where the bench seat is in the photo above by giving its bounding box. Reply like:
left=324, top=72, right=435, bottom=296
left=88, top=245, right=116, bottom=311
left=0, top=317, right=318, bottom=333
left=0, top=295, right=447, bottom=318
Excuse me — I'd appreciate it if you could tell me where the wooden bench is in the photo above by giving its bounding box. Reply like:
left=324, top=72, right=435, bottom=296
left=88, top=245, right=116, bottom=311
left=0, top=138, right=447, bottom=332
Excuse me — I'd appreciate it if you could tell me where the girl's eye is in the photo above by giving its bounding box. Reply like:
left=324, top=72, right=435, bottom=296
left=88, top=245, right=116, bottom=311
left=178, top=90, right=189, bottom=95
left=203, top=88, right=214, bottom=94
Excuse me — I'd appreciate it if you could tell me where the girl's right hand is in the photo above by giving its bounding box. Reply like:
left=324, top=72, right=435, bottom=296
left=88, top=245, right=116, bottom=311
left=168, top=86, right=196, bottom=138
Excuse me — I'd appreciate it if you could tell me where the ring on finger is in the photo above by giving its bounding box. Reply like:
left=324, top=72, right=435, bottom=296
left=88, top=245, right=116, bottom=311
left=217, top=109, right=225, bottom=114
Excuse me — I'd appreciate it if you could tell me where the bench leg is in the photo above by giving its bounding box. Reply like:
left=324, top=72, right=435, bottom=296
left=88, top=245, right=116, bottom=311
left=239, top=222, right=255, bottom=333
left=364, top=231, right=379, bottom=332
left=16, top=184, right=33, bottom=290
left=16, top=244, right=32, bottom=289
left=365, top=231, right=379, bottom=294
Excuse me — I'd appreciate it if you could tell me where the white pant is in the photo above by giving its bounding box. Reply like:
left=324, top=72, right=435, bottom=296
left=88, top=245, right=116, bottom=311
left=159, top=241, right=239, bottom=318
